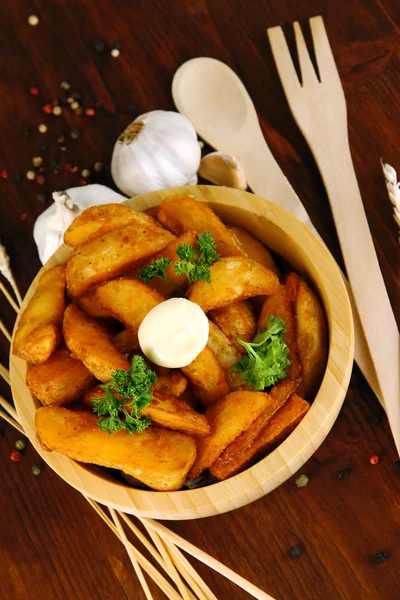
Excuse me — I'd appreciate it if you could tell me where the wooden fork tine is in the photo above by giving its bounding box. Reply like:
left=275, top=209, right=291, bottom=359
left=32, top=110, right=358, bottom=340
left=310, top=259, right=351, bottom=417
left=293, top=21, right=319, bottom=85
left=309, top=16, right=341, bottom=82
left=267, top=26, right=301, bottom=97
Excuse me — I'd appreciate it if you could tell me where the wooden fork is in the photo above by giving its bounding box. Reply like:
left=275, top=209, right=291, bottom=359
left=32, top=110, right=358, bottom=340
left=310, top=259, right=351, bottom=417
left=268, top=16, right=400, bottom=454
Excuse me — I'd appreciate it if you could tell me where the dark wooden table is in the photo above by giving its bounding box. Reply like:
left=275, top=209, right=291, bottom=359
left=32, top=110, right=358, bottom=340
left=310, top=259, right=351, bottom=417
left=1, top=1, right=399, bottom=599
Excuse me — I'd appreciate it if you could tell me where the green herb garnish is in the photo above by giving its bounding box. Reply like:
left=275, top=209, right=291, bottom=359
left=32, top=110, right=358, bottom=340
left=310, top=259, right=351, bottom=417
left=233, top=315, right=291, bottom=391
left=92, top=355, right=157, bottom=435
left=138, top=231, right=221, bottom=290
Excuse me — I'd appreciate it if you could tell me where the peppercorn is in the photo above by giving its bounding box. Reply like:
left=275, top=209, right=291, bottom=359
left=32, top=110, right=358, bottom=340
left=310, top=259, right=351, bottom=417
left=81, top=168, right=91, bottom=178
left=1, top=169, right=8, bottom=179
left=15, top=439, right=26, bottom=450
left=337, top=468, right=350, bottom=479
left=10, top=450, right=22, bottom=462
left=20, top=213, right=27, bottom=221
left=369, top=454, right=380, bottom=465
left=70, top=101, right=80, bottom=111
left=85, top=108, right=95, bottom=116
left=60, top=146, right=67, bottom=152
left=29, top=86, right=39, bottom=95
left=375, top=551, right=388, bottom=563
left=289, top=546, right=301, bottom=558
left=295, top=474, right=309, bottom=488
left=70, top=128, right=81, bottom=139
left=52, top=105, right=62, bottom=116
left=31, top=465, right=42, bottom=476
left=94, top=40, right=107, bottom=52
left=94, top=161, right=103, bottom=172
left=60, top=81, right=71, bottom=90
left=36, top=175, right=45, bottom=185
left=52, top=165, right=61, bottom=174
left=75, top=107, right=83, bottom=116
left=28, top=15, right=39, bottom=26
left=38, top=124, right=47, bottom=133
left=32, top=156, right=43, bottom=167
left=80, top=179, right=88, bottom=186
left=111, top=48, right=120, bottom=58
left=43, top=103, right=52, bottom=114
left=37, top=193, right=46, bottom=203
left=56, top=134, right=65, bottom=144
left=393, top=460, right=400, bottom=474
left=26, top=170, right=36, bottom=180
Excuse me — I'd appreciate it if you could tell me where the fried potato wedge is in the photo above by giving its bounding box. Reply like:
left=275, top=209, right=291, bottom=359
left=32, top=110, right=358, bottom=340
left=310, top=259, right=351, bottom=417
left=26, top=346, right=95, bottom=406
left=66, top=224, right=174, bottom=298
left=227, top=226, right=280, bottom=275
left=96, top=278, right=164, bottom=335
left=210, top=301, right=256, bottom=354
left=210, top=378, right=300, bottom=479
left=258, top=286, right=302, bottom=381
left=83, top=386, right=209, bottom=437
left=207, top=321, right=242, bottom=369
left=13, top=266, right=66, bottom=364
left=113, top=328, right=140, bottom=353
left=139, top=231, right=198, bottom=298
left=79, top=287, right=111, bottom=319
left=63, top=303, right=129, bottom=381
left=211, top=393, right=310, bottom=480
left=36, top=407, right=197, bottom=491
left=157, top=195, right=245, bottom=257
left=188, top=390, right=270, bottom=480
left=64, top=203, right=161, bottom=247
left=188, top=257, right=281, bottom=313
left=181, top=346, right=231, bottom=407
left=286, top=273, right=328, bottom=399
left=153, top=371, right=187, bottom=397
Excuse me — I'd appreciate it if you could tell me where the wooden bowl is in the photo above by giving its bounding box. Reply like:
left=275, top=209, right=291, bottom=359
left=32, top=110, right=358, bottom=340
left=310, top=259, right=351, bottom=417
left=10, top=185, right=354, bottom=520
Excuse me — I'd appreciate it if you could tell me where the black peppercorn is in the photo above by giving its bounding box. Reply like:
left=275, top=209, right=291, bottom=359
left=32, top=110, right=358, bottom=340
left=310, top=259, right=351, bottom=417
left=337, top=468, right=350, bottom=479
left=393, top=460, right=400, bottom=475
left=94, top=40, right=107, bottom=52
left=289, top=546, right=301, bottom=558
left=375, top=551, right=387, bottom=563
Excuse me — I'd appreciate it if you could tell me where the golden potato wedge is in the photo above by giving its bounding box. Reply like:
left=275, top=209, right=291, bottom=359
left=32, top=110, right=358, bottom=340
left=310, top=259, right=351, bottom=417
left=157, top=195, right=245, bottom=257
left=79, top=287, right=111, bottom=319
left=83, top=386, right=208, bottom=437
left=188, top=390, right=270, bottom=480
left=66, top=224, right=175, bottom=298
left=64, top=203, right=161, bottom=247
left=26, top=346, right=95, bottom=406
left=286, top=273, right=328, bottom=399
left=63, top=303, right=130, bottom=381
left=227, top=226, right=280, bottom=275
left=144, top=206, right=161, bottom=220
left=181, top=346, right=231, bottom=407
left=258, top=286, right=302, bottom=381
left=188, top=257, right=281, bottom=313
left=13, top=266, right=66, bottom=364
left=96, top=278, right=164, bottom=335
left=210, top=378, right=300, bottom=479
left=206, top=321, right=242, bottom=369
left=113, top=328, right=140, bottom=353
left=139, top=231, right=198, bottom=298
left=210, top=301, right=256, bottom=354
left=211, top=393, right=310, bottom=480
left=153, top=371, right=188, bottom=397
left=35, top=407, right=196, bottom=491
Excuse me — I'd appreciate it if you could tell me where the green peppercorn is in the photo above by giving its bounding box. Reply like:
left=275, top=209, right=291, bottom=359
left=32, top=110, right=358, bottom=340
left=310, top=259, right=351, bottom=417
left=31, top=465, right=42, bottom=476
left=295, top=474, right=309, bottom=488
left=15, top=439, right=26, bottom=450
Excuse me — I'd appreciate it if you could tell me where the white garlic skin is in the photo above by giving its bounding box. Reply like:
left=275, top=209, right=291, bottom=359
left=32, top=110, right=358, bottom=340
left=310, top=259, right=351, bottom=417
left=111, top=110, right=201, bottom=196
left=33, top=184, right=126, bottom=264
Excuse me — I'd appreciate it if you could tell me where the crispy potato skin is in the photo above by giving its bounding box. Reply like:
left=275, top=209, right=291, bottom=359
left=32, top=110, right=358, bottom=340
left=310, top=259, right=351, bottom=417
left=113, top=328, right=140, bottom=353
left=207, top=321, right=242, bottom=369
left=210, top=378, right=300, bottom=479
left=211, top=393, right=309, bottom=480
left=188, top=257, right=281, bottom=313
left=152, top=371, right=187, bottom=397
left=157, top=195, right=245, bottom=257
left=79, top=287, right=111, bottom=319
left=188, top=390, right=270, bottom=480
left=66, top=224, right=175, bottom=298
left=227, top=226, right=280, bottom=275
left=258, top=286, right=302, bottom=381
left=286, top=273, right=328, bottom=399
left=26, top=346, right=95, bottom=406
left=96, top=278, right=164, bottom=334
left=35, top=407, right=197, bottom=491
left=13, top=266, right=66, bottom=364
left=63, top=303, right=130, bottom=382
left=210, top=301, right=256, bottom=354
left=64, top=203, right=161, bottom=247
left=181, top=346, right=231, bottom=407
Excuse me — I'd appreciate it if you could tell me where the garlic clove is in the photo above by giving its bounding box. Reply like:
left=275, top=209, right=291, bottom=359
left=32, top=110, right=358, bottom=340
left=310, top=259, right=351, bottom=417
left=198, top=152, right=247, bottom=190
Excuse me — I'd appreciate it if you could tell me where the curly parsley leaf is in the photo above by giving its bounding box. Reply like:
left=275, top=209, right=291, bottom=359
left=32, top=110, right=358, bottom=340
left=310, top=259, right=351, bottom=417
left=92, top=356, right=157, bottom=435
left=138, top=257, right=173, bottom=285
left=232, top=315, right=291, bottom=391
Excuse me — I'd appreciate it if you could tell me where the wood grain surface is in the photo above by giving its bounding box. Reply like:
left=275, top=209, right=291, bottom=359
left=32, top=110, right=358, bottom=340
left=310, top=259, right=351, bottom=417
left=0, top=1, right=399, bottom=599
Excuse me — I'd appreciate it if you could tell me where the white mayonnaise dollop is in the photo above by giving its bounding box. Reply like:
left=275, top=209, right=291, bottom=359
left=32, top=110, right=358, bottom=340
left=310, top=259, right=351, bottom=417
left=138, top=298, right=209, bottom=368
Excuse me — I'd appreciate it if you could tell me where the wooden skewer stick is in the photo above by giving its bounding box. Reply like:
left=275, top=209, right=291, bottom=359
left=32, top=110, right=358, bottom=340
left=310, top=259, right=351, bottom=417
left=164, top=543, right=218, bottom=600
left=110, top=508, right=154, bottom=600
left=0, top=392, right=18, bottom=422
left=85, top=498, right=183, bottom=600
left=0, top=320, right=12, bottom=343
left=0, top=406, right=24, bottom=434
left=0, top=363, right=10, bottom=385
left=0, top=281, right=19, bottom=313
left=143, top=520, right=276, bottom=600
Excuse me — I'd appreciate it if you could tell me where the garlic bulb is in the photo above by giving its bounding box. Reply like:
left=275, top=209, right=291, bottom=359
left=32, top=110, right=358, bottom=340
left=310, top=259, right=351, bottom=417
left=33, top=184, right=126, bottom=264
left=111, top=110, right=201, bottom=196
left=198, top=152, right=247, bottom=190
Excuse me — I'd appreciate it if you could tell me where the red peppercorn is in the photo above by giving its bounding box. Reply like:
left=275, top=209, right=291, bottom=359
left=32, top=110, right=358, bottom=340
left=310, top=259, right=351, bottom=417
left=1, top=169, right=8, bottom=179
left=85, top=108, right=95, bottom=116
left=369, top=454, right=380, bottom=465
left=29, top=86, right=39, bottom=95
left=20, top=213, right=27, bottom=221
left=43, top=103, right=52, bottom=114
left=10, top=450, right=22, bottom=462
left=79, top=179, right=88, bottom=186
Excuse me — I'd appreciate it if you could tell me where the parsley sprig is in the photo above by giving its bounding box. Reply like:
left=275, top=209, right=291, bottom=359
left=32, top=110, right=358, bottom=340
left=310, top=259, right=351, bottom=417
left=138, top=231, right=221, bottom=290
left=92, top=356, right=157, bottom=435
left=233, top=315, right=291, bottom=391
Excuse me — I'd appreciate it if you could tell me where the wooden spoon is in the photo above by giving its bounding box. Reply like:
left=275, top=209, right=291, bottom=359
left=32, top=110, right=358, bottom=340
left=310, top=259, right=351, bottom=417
left=172, top=57, right=382, bottom=405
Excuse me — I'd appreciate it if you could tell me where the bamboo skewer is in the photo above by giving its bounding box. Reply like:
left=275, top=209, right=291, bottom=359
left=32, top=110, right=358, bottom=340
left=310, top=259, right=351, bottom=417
left=0, top=392, right=18, bottom=422
left=0, top=405, right=24, bottom=434
left=0, top=320, right=12, bottom=343
left=0, top=281, right=19, bottom=313
left=0, top=364, right=10, bottom=385
left=164, top=543, right=219, bottom=600
left=110, top=508, right=154, bottom=600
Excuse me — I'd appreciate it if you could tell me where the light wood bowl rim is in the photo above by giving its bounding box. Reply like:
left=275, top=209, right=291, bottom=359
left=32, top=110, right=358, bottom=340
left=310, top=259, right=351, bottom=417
left=10, top=185, right=354, bottom=520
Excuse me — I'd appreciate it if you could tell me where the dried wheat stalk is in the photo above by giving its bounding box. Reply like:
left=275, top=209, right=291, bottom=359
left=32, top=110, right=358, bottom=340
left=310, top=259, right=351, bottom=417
left=381, top=160, right=400, bottom=242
